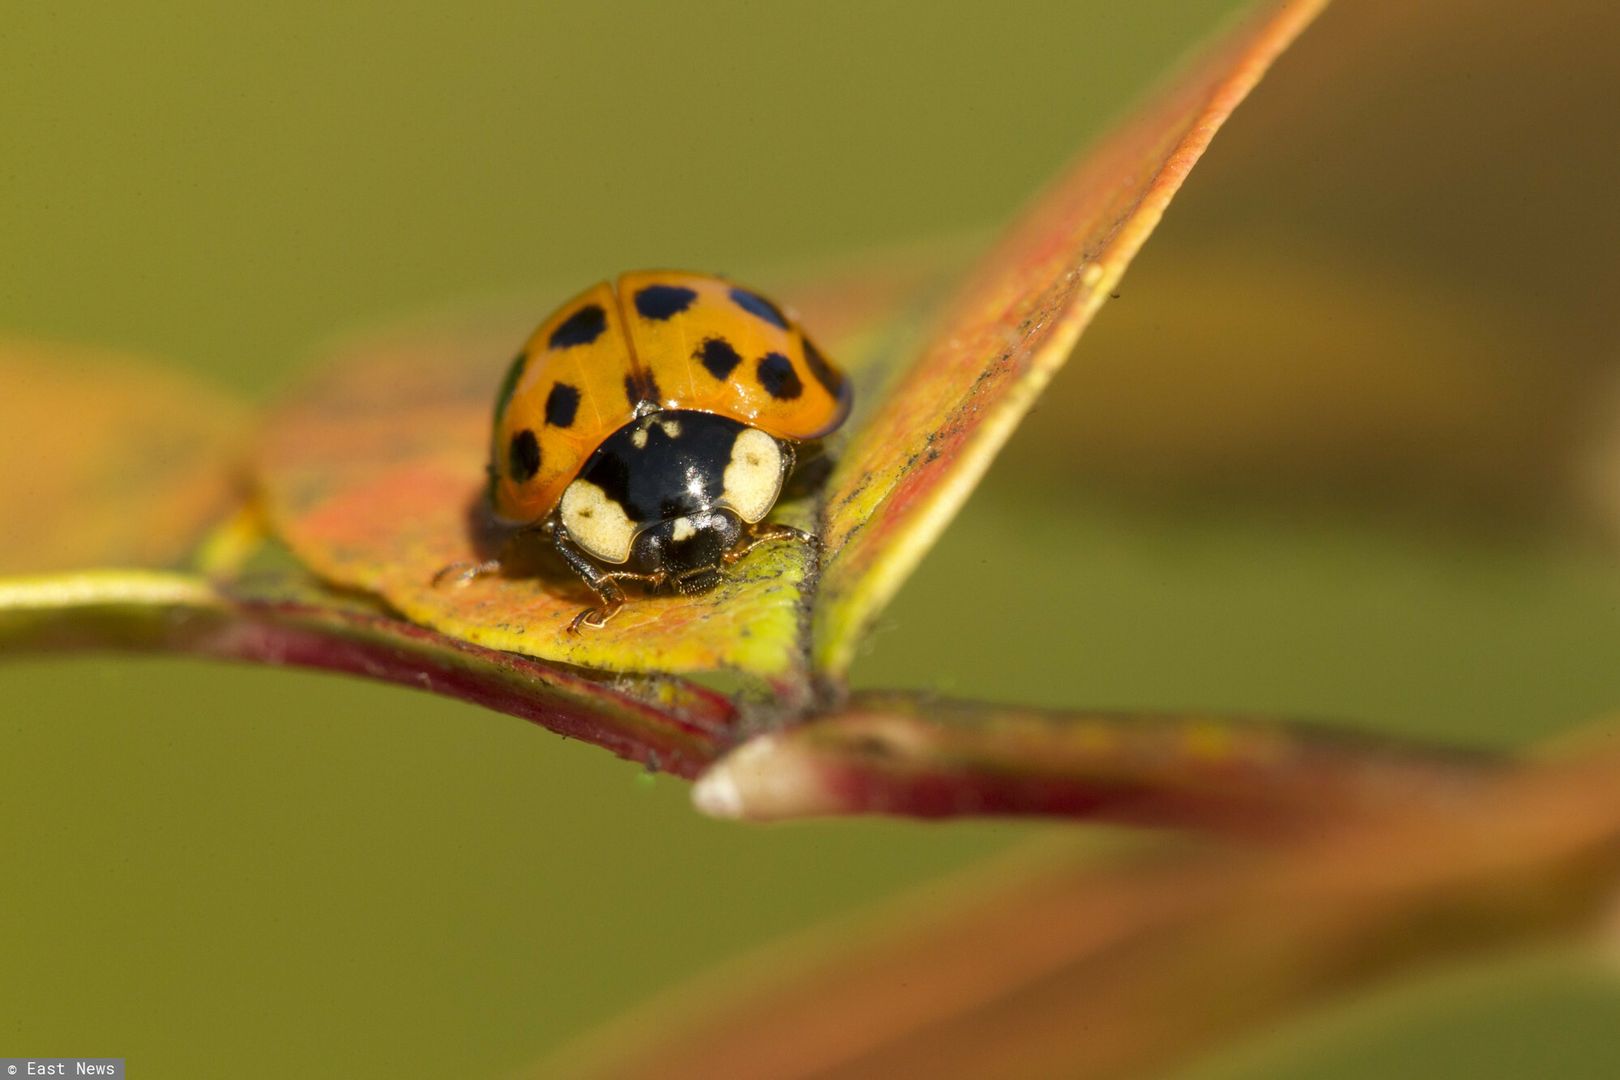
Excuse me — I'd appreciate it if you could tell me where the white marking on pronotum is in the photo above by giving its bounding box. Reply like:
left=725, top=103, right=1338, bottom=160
left=658, top=417, right=683, bottom=439
left=559, top=479, right=637, bottom=563
left=670, top=516, right=696, bottom=542
left=721, top=427, right=784, bottom=523
left=631, top=427, right=649, bottom=449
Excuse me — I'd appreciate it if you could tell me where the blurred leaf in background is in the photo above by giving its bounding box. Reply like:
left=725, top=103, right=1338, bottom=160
left=1012, top=0, right=1620, bottom=528
left=0, top=343, right=247, bottom=573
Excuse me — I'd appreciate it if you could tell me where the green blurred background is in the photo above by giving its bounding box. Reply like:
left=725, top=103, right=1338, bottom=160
left=6, top=2, right=1620, bottom=1077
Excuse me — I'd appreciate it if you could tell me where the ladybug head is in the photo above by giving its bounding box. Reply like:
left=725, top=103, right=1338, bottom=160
left=631, top=507, right=743, bottom=594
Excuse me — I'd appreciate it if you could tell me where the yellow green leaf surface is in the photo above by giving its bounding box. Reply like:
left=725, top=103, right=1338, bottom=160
left=0, top=341, right=249, bottom=574
left=812, top=0, right=1329, bottom=676
left=257, top=283, right=912, bottom=685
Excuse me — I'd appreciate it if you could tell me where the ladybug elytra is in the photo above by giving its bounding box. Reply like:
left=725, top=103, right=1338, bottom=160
left=442, top=271, right=851, bottom=631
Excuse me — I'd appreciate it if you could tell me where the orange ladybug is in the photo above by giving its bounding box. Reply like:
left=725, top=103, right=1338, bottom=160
left=448, top=271, right=851, bottom=631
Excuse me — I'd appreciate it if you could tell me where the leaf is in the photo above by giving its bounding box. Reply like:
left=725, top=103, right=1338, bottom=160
left=690, top=692, right=1501, bottom=836
left=0, top=341, right=249, bottom=574
left=257, top=272, right=928, bottom=687
left=549, top=746, right=1620, bottom=1079
left=260, top=328, right=808, bottom=684
left=812, top=0, right=1330, bottom=676
left=0, top=564, right=738, bottom=775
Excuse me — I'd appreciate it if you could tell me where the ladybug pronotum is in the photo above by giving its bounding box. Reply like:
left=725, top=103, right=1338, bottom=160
left=442, top=271, right=852, bottom=632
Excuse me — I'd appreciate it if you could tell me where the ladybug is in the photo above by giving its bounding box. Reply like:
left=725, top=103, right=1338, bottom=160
left=442, top=271, right=851, bottom=632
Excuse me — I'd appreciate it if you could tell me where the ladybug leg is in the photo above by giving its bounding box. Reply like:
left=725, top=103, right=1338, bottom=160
left=431, top=558, right=503, bottom=587
left=432, top=524, right=549, bottom=587
left=567, top=595, right=623, bottom=634
left=723, top=522, right=819, bottom=565
left=554, top=525, right=668, bottom=632
left=553, top=528, right=625, bottom=631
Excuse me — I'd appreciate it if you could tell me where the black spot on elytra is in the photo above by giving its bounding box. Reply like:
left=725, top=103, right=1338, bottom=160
left=729, top=287, right=789, bottom=330
left=493, top=351, right=526, bottom=421
left=801, top=336, right=845, bottom=397
left=756, top=352, right=803, bottom=400
left=508, top=429, right=541, bottom=482
left=544, top=383, right=580, bottom=428
left=696, top=337, right=742, bottom=380
left=549, top=304, right=607, bottom=349
left=634, top=284, right=698, bottom=321
left=623, top=372, right=661, bottom=408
